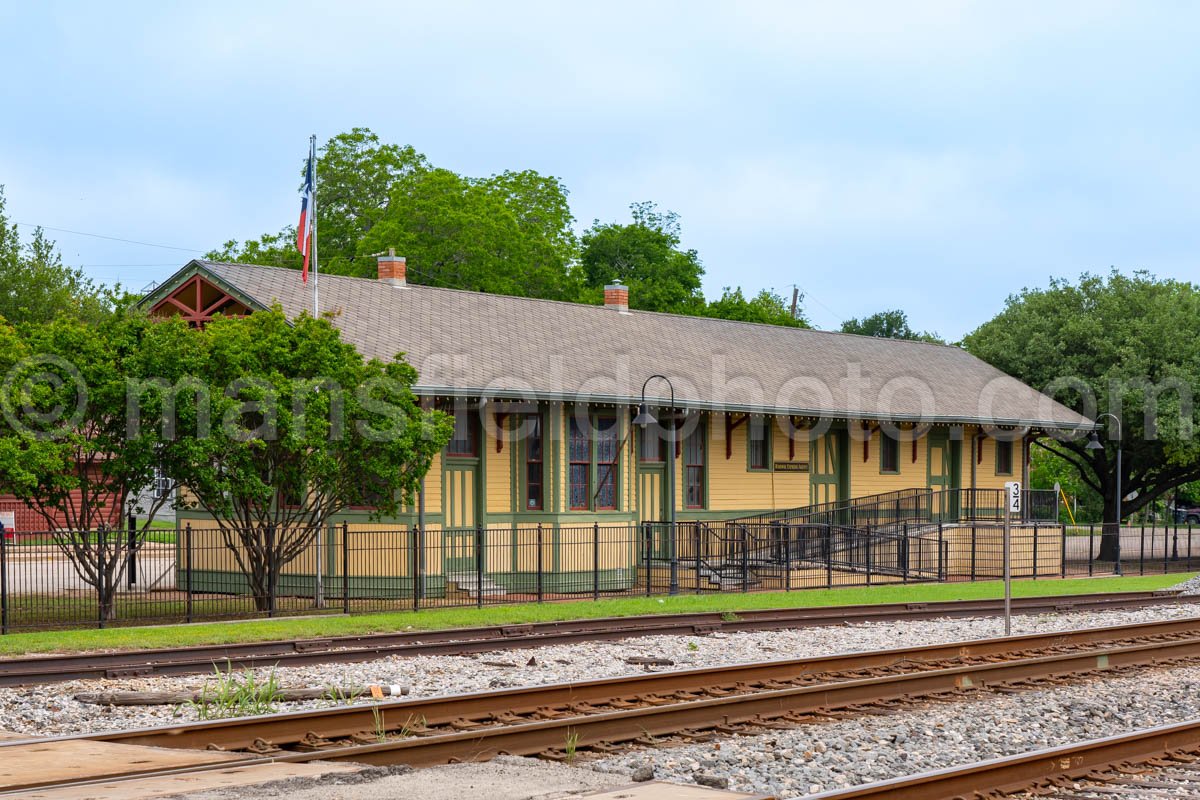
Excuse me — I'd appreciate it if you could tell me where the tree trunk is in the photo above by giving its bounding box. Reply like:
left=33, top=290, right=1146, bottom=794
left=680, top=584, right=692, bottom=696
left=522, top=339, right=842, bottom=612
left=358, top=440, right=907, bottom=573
left=1098, top=493, right=1121, bottom=563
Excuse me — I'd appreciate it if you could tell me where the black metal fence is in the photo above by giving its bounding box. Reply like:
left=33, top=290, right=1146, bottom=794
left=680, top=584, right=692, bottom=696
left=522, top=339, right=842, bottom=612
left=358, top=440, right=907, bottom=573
left=729, top=487, right=1059, bottom=529
left=0, top=516, right=1195, bottom=633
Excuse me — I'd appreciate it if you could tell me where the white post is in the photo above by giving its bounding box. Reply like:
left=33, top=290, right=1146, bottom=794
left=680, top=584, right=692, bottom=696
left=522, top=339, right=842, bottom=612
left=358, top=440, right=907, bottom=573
left=1003, top=481, right=1021, bottom=636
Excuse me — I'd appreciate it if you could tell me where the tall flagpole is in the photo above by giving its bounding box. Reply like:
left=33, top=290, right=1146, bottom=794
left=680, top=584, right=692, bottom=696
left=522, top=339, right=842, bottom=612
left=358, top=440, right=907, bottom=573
left=310, top=134, right=319, bottom=317
left=309, top=134, right=324, bottom=608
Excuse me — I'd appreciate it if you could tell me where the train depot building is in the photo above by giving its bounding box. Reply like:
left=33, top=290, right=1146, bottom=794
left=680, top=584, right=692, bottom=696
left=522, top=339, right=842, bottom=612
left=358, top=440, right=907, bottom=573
left=140, top=256, right=1091, bottom=598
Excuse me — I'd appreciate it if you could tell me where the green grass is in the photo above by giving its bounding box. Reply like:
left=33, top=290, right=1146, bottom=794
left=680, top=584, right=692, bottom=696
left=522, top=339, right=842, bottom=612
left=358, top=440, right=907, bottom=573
left=0, top=572, right=1191, bottom=657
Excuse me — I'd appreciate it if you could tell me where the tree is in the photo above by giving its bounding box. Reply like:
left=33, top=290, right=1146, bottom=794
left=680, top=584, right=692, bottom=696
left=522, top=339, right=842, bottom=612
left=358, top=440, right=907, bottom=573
left=0, top=305, right=174, bottom=619
left=841, top=309, right=943, bottom=343
left=705, top=287, right=809, bottom=328
left=148, top=307, right=452, bottom=610
left=212, top=129, right=581, bottom=299
left=1028, top=445, right=1103, bottom=523
left=963, top=271, right=1200, bottom=559
left=0, top=186, right=108, bottom=325
left=359, top=167, right=581, bottom=299
left=580, top=202, right=706, bottom=314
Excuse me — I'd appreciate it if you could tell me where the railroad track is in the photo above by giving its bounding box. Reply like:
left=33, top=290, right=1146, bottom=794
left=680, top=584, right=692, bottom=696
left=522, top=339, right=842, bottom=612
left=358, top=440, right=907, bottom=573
left=800, top=717, right=1200, bottom=799
left=0, top=614, right=1194, bottom=788
left=2, top=590, right=1192, bottom=687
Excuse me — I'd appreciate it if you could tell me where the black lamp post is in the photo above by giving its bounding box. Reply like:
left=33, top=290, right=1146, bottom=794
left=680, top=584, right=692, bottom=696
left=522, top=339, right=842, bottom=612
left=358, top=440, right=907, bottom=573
left=1085, top=412, right=1123, bottom=575
left=633, top=375, right=677, bottom=595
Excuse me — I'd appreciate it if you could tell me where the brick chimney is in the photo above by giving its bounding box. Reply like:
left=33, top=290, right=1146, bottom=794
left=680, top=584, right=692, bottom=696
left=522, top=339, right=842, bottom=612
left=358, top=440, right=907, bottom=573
left=378, top=248, right=406, bottom=287
left=604, top=280, right=629, bottom=312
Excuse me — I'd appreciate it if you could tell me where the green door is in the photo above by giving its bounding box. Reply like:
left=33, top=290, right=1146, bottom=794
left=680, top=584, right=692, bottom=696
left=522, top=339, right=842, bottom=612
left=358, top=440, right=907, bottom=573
left=926, top=430, right=962, bottom=520
left=810, top=429, right=849, bottom=508
left=636, top=428, right=670, bottom=559
left=444, top=457, right=480, bottom=573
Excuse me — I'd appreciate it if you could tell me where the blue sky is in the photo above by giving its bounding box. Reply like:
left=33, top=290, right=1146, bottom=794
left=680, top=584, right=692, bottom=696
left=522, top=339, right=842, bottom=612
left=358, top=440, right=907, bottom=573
left=1, top=1, right=1197, bottom=339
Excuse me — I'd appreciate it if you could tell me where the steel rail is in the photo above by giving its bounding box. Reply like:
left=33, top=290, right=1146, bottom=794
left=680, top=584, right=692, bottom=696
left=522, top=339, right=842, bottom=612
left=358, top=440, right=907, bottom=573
left=0, top=590, right=1191, bottom=687
left=50, top=615, right=1200, bottom=754
left=798, top=717, right=1200, bottom=800
left=178, top=634, right=1200, bottom=769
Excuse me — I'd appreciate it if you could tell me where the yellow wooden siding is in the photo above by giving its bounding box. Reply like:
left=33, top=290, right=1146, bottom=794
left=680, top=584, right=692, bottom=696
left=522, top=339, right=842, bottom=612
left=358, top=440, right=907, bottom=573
left=422, top=452, right=443, bottom=512
left=848, top=429, right=928, bottom=495
left=485, top=420, right=512, bottom=514
left=973, top=436, right=1024, bottom=490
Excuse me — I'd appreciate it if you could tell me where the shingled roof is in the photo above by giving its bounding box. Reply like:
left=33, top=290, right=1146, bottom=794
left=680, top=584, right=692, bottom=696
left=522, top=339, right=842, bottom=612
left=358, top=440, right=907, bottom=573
left=150, top=260, right=1091, bottom=430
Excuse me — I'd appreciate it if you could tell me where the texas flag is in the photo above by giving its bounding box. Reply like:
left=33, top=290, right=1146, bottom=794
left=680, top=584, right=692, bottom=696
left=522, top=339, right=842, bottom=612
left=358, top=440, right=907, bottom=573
left=297, top=152, right=314, bottom=282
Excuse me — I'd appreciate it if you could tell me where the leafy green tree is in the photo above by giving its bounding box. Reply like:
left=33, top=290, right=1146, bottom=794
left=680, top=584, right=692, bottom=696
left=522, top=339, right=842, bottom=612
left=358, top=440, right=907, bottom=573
left=1028, top=445, right=1103, bottom=523
left=964, top=271, right=1200, bottom=559
left=0, top=187, right=108, bottom=325
left=0, top=305, right=172, bottom=619
left=212, top=129, right=581, bottom=299
left=705, top=287, right=808, bottom=328
left=841, top=309, right=943, bottom=342
left=359, top=167, right=581, bottom=299
left=580, top=202, right=705, bottom=314
left=146, top=307, right=452, bottom=610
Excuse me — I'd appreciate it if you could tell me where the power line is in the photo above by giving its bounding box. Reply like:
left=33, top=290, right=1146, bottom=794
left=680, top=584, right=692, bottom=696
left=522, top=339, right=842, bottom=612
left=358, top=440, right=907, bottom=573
left=13, top=222, right=203, bottom=253
left=79, top=263, right=181, bottom=268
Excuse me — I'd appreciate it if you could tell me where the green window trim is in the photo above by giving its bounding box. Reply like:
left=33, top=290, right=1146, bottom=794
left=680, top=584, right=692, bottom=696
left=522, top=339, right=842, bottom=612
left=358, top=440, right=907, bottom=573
left=517, top=410, right=547, bottom=512
left=879, top=432, right=900, bottom=475
left=683, top=415, right=708, bottom=510
left=746, top=417, right=771, bottom=472
left=567, top=408, right=623, bottom=512
left=995, top=438, right=1015, bottom=476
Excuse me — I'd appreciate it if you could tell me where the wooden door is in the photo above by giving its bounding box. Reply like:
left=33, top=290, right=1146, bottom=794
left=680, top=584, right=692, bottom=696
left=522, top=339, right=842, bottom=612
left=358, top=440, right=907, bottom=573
left=810, top=429, right=847, bottom=507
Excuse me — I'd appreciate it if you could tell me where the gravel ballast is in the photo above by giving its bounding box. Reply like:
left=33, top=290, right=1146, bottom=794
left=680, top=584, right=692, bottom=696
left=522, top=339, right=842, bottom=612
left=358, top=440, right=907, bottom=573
left=588, top=665, right=1200, bottom=798
left=3, top=602, right=1200, bottom=737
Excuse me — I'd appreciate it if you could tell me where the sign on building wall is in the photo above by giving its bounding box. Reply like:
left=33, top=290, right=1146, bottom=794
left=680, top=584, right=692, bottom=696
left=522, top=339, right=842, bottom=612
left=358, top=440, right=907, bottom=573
left=774, top=461, right=810, bottom=473
left=0, top=511, right=13, bottom=532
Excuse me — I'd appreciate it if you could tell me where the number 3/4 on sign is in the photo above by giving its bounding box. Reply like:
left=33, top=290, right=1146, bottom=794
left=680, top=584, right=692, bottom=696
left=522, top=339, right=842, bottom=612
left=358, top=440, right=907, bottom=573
left=1005, top=481, right=1021, bottom=514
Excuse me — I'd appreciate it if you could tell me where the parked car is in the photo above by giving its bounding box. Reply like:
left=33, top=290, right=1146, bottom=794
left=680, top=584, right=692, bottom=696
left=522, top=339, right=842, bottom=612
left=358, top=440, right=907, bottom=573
left=1172, top=504, right=1200, bottom=524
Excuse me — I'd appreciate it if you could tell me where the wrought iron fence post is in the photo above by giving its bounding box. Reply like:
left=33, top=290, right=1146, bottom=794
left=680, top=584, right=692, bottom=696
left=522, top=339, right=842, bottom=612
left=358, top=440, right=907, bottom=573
left=825, top=525, right=833, bottom=589
left=1172, top=518, right=1180, bottom=562
left=411, top=525, right=421, bottom=612
left=475, top=524, right=484, bottom=609
left=1060, top=524, right=1067, bottom=578
left=1088, top=523, right=1095, bottom=577
left=693, top=524, right=702, bottom=593
left=643, top=524, right=652, bottom=597
left=936, top=522, right=944, bottom=581
left=185, top=524, right=194, bottom=623
left=0, top=526, right=8, bottom=634
left=593, top=522, right=600, bottom=601
left=266, top=523, right=277, bottom=618
left=970, top=523, right=976, bottom=581
left=669, top=521, right=679, bottom=596
left=784, top=525, right=792, bottom=591
left=342, top=522, right=351, bottom=615
left=741, top=526, right=749, bottom=593
left=97, top=530, right=107, bottom=629
left=536, top=523, right=545, bottom=603
left=1139, top=521, right=1146, bottom=575
left=901, top=522, right=909, bottom=583
left=1032, top=523, right=1039, bottom=579
left=127, top=512, right=137, bottom=588
left=865, top=528, right=873, bottom=586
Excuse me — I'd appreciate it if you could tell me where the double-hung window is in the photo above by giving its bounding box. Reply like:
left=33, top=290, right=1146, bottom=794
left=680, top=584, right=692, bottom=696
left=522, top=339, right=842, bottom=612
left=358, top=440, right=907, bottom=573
left=996, top=439, right=1014, bottom=475
left=446, top=409, right=478, bottom=458
left=747, top=419, right=769, bottom=471
left=569, top=414, right=620, bottom=511
left=880, top=432, right=900, bottom=474
left=684, top=420, right=706, bottom=509
left=525, top=414, right=543, bottom=510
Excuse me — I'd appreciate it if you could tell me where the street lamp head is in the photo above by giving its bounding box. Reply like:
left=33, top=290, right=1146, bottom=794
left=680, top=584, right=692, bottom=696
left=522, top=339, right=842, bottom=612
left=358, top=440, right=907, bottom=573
left=633, top=403, right=657, bottom=428
left=1085, top=431, right=1104, bottom=451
